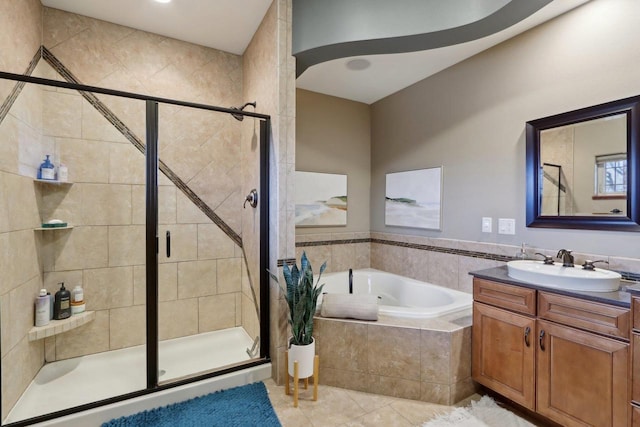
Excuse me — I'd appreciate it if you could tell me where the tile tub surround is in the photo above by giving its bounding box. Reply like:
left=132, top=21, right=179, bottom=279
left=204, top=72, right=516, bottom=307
left=313, top=310, right=475, bottom=405
left=292, top=232, right=640, bottom=293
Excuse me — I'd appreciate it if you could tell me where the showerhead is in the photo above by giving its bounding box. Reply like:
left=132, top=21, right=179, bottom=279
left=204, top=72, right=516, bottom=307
left=230, top=101, right=257, bottom=121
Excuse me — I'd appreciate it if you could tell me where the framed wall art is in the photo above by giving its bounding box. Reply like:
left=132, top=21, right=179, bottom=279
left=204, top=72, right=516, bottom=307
left=385, top=167, right=442, bottom=230
left=295, top=171, right=347, bottom=227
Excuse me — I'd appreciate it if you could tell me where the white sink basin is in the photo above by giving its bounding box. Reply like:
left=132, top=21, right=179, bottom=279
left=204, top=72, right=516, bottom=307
left=506, top=260, right=621, bottom=292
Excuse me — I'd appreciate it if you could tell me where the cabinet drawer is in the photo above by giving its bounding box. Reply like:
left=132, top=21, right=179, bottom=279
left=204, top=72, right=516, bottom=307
left=539, top=292, right=630, bottom=340
left=473, top=278, right=536, bottom=315
left=633, top=297, right=640, bottom=332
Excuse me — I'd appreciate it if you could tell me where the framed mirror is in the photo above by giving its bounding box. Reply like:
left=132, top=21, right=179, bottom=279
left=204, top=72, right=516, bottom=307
left=526, top=95, right=640, bottom=231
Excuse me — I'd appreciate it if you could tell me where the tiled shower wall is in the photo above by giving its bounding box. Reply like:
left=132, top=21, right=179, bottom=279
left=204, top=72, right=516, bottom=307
left=0, top=0, right=46, bottom=418
left=32, top=60, right=248, bottom=362
left=298, top=232, right=640, bottom=292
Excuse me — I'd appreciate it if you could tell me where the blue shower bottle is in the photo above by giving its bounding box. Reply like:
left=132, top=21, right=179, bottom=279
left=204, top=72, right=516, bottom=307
left=39, top=155, right=55, bottom=180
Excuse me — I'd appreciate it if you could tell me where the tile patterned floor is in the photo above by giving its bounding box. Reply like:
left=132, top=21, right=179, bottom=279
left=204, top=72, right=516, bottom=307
left=265, top=379, right=540, bottom=427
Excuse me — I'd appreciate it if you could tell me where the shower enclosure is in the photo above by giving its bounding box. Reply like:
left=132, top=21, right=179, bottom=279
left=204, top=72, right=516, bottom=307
left=0, top=58, right=270, bottom=426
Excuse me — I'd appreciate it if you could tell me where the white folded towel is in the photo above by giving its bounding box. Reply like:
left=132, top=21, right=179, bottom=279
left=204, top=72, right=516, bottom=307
left=320, top=293, right=379, bottom=321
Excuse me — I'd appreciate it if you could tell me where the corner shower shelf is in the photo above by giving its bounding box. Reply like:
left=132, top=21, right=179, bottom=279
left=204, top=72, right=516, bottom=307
left=34, top=225, right=73, bottom=231
left=34, top=179, right=73, bottom=185
left=28, top=311, right=95, bottom=341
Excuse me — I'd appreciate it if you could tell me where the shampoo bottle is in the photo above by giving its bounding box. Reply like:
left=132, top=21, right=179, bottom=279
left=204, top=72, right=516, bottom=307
left=35, top=289, right=50, bottom=327
left=70, top=285, right=85, bottom=315
left=54, top=282, right=71, bottom=320
left=58, top=163, right=68, bottom=182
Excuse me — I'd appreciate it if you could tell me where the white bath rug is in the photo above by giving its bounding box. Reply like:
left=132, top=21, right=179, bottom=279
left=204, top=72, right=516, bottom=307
left=422, top=396, right=537, bottom=427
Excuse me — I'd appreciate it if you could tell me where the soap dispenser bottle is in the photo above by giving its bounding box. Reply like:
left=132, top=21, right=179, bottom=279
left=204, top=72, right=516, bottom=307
left=54, top=282, right=71, bottom=320
left=39, top=155, right=55, bottom=180
left=515, top=243, right=528, bottom=260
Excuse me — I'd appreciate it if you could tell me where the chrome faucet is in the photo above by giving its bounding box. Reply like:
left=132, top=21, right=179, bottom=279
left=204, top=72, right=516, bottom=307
left=348, top=268, right=353, bottom=294
left=557, top=249, right=574, bottom=267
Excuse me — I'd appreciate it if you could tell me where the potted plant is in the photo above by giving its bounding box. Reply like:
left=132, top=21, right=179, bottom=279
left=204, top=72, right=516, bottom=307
left=269, top=251, right=326, bottom=379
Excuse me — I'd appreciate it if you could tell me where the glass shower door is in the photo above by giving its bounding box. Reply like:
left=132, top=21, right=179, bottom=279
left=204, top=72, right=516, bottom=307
left=155, top=101, right=261, bottom=384
left=0, top=76, right=148, bottom=423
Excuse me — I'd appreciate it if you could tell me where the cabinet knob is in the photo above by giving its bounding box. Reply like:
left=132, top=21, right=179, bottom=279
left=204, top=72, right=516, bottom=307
left=524, top=326, right=531, bottom=347
left=539, top=329, right=546, bottom=351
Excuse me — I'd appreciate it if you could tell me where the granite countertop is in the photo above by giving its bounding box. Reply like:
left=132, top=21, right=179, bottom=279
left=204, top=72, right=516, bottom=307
left=470, top=266, right=632, bottom=308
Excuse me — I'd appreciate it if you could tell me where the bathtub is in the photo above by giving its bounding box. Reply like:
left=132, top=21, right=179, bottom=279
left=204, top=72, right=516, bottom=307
left=317, top=268, right=472, bottom=319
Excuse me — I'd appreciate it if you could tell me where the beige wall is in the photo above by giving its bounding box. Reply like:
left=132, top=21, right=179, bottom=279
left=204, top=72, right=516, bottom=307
left=0, top=0, right=45, bottom=419
left=296, top=89, right=371, bottom=234
left=370, top=0, right=640, bottom=259
left=240, top=0, right=298, bottom=384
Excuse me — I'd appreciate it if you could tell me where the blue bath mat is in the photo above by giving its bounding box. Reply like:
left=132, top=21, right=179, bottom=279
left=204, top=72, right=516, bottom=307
left=102, top=382, right=281, bottom=427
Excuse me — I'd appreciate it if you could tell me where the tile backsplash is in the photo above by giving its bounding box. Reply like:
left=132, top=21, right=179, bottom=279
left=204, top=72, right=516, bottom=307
left=294, top=232, right=640, bottom=293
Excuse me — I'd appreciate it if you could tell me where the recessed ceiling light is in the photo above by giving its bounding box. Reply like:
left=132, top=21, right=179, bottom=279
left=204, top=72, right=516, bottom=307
left=154, top=0, right=172, bottom=3
left=345, top=58, right=371, bottom=71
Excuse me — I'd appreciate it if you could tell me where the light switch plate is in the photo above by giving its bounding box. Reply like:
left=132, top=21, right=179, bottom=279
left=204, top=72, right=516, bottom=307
left=498, top=218, right=516, bottom=235
left=482, top=217, right=492, bottom=233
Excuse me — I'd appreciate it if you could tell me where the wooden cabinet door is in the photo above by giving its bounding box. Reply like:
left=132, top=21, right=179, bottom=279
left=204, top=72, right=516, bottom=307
left=472, top=302, right=535, bottom=410
left=537, top=319, right=629, bottom=427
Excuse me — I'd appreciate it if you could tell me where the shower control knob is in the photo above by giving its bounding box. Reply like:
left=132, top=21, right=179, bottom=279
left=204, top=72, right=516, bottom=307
left=244, top=189, right=258, bottom=208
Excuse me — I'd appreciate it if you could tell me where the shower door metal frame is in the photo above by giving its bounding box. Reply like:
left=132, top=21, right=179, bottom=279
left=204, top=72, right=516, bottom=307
left=0, top=70, right=272, bottom=427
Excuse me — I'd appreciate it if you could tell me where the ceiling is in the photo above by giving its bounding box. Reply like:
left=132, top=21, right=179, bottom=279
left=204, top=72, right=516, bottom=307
left=41, top=0, right=590, bottom=104
left=40, top=0, right=272, bottom=55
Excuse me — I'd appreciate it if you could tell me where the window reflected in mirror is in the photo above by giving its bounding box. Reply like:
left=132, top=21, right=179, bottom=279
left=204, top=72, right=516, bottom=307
left=539, top=113, right=627, bottom=217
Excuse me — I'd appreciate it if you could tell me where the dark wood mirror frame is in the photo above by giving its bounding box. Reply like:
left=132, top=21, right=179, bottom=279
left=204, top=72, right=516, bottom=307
left=526, top=95, right=640, bottom=231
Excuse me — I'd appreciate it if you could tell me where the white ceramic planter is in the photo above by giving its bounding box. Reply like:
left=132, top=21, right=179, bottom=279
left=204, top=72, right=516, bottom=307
left=288, top=338, right=315, bottom=378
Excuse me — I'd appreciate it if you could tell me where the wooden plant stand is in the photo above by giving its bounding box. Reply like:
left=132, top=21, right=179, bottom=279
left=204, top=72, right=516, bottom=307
left=284, top=351, right=319, bottom=407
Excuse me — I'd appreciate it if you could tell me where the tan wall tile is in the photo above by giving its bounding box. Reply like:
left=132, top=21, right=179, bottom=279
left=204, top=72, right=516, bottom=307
left=198, top=293, right=236, bottom=332
left=0, top=116, right=19, bottom=175
left=109, top=143, right=145, bottom=185
left=315, top=318, right=368, bottom=373
left=0, top=294, right=9, bottom=359
left=367, top=375, right=422, bottom=401
left=428, top=252, right=459, bottom=289
left=159, top=224, right=197, bottom=263
left=108, top=225, right=145, bottom=266
left=37, top=181, right=83, bottom=226
left=81, top=98, right=128, bottom=143
left=133, top=263, right=178, bottom=305
left=3, top=230, right=40, bottom=295
left=217, top=258, right=241, bottom=294
left=159, top=298, right=198, bottom=340
left=197, top=224, right=234, bottom=260
left=55, top=309, right=109, bottom=359
left=420, top=329, right=451, bottom=384
left=42, top=91, right=82, bottom=139
left=368, top=325, right=420, bottom=380
left=176, top=191, right=210, bottom=224
left=420, top=382, right=451, bottom=405
left=1, top=337, right=44, bottom=421
left=177, top=260, right=216, bottom=299
left=110, top=305, right=145, bottom=349
left=51, top=226, right=109, bottom=271
left=6, top=276, right=41, bottom=352
left=83, top=266, right=133, bottom=310
left=54, top=137, right=110, bottom=184
left=81, top=183, right=132, bottom=225
left=4, top=173, right=40, bottom=231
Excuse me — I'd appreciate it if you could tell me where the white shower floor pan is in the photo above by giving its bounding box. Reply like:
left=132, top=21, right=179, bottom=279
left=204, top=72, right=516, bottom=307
left=6, top=327, right=258, bottom=424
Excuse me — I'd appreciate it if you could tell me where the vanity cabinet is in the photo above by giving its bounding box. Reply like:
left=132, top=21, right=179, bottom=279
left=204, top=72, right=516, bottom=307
left=473, top=278, right=630, bottom=427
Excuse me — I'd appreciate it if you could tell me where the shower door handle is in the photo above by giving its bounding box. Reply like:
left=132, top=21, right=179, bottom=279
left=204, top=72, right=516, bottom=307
left=166, top=231, right=171, bottom=258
